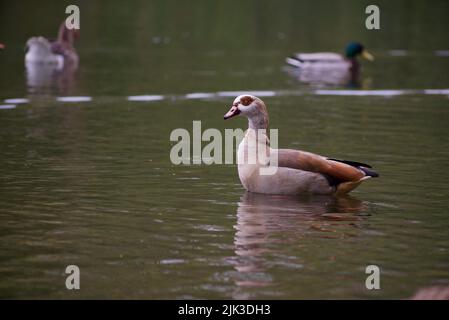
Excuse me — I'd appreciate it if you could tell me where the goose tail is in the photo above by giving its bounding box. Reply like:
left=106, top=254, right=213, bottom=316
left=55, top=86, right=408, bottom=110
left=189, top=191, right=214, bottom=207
left=359, top=166, right=379, bottom=178
left=327, top=158, right=379, bottom=178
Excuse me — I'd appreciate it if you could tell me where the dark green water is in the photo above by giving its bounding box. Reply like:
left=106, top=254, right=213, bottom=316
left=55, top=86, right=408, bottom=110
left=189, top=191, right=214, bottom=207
left=0, top=0, right=449, bottom=299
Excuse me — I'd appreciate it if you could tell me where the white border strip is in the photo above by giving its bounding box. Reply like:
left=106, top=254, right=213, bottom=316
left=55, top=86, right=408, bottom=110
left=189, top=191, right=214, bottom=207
left=57, top=96, right=92, bottom=102
left=0, top=104, right=16, bottom=109
left=4, top=98, right=29, bottom=104
left=315, top=89, right=406, bottom=96
left=3, top=88, right=449, bottom=106
left=127, top=95, right=165, bottom=102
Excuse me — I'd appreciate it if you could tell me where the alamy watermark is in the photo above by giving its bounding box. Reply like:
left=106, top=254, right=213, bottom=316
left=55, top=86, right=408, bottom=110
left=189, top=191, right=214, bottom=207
left=169, top=121, right=279, bottom=175
left=65, top=265, right=80, bottom=290
left=365, top=5, right=380, bottom=30
left=65, top=5, right=80, bottom=30
left=365, top=265, right=381, bottom=290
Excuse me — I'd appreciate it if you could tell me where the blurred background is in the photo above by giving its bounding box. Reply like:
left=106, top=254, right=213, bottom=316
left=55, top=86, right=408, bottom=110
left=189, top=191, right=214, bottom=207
left=0, top=0, right=448, bottom=299
left=1, top=0, right=449, bottom=96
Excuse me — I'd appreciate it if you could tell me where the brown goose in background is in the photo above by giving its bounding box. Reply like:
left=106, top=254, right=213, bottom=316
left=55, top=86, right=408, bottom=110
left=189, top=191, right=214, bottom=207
left=25, top=22, right=79, bottom=93
left=25, top=22, right=79, bottom=68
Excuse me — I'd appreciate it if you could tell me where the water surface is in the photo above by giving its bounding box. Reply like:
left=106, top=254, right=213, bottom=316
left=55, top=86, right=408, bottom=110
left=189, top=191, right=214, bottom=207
left=0, top=0, right=449, bottom=299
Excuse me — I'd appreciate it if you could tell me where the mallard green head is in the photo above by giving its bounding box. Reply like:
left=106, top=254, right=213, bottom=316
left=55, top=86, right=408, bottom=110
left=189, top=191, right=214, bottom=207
left=345, top=42, right=374, bottom=61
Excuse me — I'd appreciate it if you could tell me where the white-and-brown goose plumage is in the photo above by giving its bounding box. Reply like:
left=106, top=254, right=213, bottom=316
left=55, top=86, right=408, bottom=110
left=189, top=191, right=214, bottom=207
left=223, top=95, right=378, bottom=195
left=25, top=22, right=79, bottom=69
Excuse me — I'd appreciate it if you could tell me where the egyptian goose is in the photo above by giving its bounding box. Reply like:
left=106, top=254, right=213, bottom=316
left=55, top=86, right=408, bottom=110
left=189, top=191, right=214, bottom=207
left=223, top=95, right=378, bottom=195
left=285, top=42, right=374, bottom=86
left=25, top=22, right=79, bottom=69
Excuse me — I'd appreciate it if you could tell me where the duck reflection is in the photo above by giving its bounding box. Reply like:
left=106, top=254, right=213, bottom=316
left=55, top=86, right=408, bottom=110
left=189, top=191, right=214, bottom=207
left=25, top=22, right=79, bottom=96
left=232, top=192, right=369, bottom=289
left=284, top=63, right=361, bottom=88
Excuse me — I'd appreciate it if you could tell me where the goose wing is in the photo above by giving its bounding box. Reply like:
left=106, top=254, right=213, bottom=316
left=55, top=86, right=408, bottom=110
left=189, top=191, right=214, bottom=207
left=276, top=149, right=378, bottom=193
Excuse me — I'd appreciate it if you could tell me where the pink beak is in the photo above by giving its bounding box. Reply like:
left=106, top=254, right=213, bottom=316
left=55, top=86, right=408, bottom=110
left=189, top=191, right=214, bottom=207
left=224, top=105, right=241, bottom=120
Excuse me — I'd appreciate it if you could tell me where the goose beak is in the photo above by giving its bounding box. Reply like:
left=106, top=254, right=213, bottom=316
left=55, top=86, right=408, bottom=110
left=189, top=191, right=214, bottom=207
left=361, top=50, right=374, bottom=61
left=0, top=43, right=5, bottom=50
left=224, top=105, right=241, bottom=120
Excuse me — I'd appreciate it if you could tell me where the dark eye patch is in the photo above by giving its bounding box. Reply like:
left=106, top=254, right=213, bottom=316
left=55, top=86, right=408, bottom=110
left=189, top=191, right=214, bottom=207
left=240, top=96, right=254, bottom=106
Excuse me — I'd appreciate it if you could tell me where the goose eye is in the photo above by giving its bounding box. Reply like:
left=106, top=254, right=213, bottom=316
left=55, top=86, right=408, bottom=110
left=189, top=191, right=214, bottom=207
left=240, top=96, right=253, bottom=106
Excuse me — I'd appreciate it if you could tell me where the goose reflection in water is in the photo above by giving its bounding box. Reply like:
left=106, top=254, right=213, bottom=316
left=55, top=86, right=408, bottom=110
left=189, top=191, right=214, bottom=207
left=26, top=59, right=78, bottom=96
left=231, top=192, right=369, bottom=291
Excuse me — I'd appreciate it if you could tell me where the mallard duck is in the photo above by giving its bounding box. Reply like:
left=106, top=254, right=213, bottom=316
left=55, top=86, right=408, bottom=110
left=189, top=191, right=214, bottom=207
left=285, top=42, right=374, bottom=86
left=25, top=22, right=79, bottom=69
left=223, top=95, right=378, bottom=195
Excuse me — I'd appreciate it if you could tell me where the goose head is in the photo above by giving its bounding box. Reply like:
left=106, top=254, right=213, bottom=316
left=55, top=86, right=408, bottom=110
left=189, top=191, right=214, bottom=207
left=224, top=95, right=269, bottom=130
